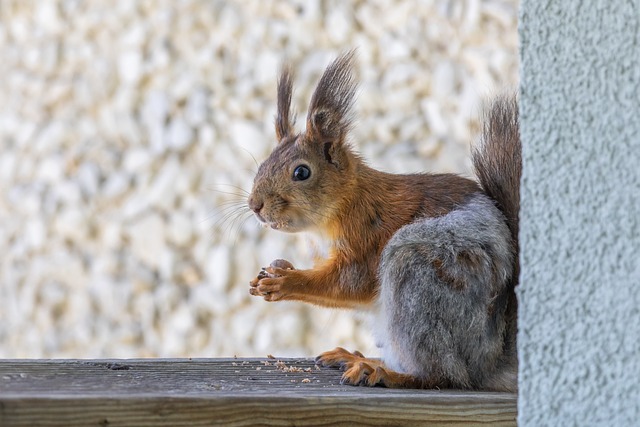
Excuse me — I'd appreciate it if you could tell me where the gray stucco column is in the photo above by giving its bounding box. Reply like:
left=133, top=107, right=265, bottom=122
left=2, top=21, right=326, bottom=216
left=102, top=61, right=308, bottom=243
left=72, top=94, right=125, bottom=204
left=518, top=1, right=640, bottom=425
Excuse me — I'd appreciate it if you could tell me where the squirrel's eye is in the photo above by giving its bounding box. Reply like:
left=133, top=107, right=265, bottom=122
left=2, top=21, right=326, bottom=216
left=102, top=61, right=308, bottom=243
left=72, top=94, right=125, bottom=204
left=293, top=165, right=311, bottom=181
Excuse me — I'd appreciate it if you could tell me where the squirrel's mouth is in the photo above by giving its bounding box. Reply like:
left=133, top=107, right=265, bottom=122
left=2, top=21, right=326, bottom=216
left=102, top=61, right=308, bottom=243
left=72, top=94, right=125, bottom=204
left=252, top=209, right=305, bottom=232
left=267, top=220, right=289, bottom=231
left=258, top=216, right=301, bottom=233
left=253, top=213, right=284, bottom=231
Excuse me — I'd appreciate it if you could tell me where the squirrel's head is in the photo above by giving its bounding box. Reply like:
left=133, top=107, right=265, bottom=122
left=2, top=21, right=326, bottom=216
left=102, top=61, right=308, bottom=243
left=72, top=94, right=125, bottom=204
left=248, top=51, right=359, bottom=233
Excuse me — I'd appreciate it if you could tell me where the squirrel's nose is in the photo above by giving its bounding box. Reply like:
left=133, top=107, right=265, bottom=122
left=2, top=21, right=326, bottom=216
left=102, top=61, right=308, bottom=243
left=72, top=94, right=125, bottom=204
left=248, top=197, right=264, bottom=214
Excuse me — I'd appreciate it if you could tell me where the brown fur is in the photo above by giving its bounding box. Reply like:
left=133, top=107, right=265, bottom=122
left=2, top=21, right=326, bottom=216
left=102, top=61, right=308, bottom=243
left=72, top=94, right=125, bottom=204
left=248, top=52, right=482, bottom=309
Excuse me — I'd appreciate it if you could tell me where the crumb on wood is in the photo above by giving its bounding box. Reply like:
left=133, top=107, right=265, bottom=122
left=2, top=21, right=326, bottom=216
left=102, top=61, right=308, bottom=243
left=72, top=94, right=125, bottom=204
left=267, top=354, right=276, bottom=359
left=301, top=378, right=311, bottom=383
left=275, top=360, right=305, bottom=373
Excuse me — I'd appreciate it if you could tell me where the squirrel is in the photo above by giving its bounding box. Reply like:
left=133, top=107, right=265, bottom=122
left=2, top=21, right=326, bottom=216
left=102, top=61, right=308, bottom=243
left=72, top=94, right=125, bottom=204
left=248, top=51, right=521, bottom=392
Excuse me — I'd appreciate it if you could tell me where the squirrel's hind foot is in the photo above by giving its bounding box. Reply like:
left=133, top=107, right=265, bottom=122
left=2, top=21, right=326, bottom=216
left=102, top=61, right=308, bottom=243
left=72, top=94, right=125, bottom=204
left=315, top=347, right=425, bottom=388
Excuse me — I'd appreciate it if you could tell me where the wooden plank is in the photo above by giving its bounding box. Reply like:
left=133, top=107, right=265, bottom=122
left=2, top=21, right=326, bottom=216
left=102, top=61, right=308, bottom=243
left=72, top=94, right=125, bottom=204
left=0, top=358, right=517, bottom=426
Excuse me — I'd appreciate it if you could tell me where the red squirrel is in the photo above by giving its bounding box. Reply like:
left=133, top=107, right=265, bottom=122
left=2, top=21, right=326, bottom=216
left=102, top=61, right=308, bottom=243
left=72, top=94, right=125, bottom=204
left=248, top=52, right=520, bottom=391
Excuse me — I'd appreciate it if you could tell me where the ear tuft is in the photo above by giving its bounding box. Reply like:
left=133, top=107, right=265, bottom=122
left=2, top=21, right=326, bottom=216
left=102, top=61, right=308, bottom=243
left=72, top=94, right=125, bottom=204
left=275, top=65, right=296, bottom=141
left=306, top=50, right=358, bottom=141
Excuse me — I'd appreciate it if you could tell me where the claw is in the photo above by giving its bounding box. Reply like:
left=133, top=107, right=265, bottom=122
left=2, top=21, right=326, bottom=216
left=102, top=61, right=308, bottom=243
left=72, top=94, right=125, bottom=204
left=316, top=347, right=394, bottom=388
left=339, top=375, right=352, bottom=385
left=342, top=361, right=375, bottom=386
left=315, top=347, right=364, bottom=368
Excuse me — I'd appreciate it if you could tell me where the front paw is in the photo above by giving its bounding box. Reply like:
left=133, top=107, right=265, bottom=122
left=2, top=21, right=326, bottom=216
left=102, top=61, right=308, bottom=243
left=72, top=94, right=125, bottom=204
left=249, top=259, right=295, bottom=302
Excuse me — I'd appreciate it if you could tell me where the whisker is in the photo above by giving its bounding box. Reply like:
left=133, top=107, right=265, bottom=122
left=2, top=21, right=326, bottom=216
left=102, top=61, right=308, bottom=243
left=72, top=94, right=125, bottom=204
left=239, top=167, right=260, bottom=176
left=215, top=199, right=249, bottom=209
left=208, top=189, right=250, bottom=199
left=206, top=183, right=251, bottom=196
left=209, top=206, right=251, bottom=229
left=209, top=201, right=248, bottom=214
left=238, top=146, right=260, bottom=170
left=212, top=190, right=249, bottom=200
left=221, top=210, right=256, bottom=244
left=230, top=211, right=256, bottom=245
left=209, top=206, right=248, bottom=230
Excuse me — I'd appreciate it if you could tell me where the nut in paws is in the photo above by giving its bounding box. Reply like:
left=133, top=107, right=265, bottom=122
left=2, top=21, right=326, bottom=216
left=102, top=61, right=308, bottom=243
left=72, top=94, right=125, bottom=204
left=249, top=259, right=296, bottom=301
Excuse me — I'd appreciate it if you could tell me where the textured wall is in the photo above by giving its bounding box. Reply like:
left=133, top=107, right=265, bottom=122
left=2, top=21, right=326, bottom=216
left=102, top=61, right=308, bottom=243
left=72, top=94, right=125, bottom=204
left=0, top=0, right=518, bottom=358
left=518, top=1, right=640, bottom=425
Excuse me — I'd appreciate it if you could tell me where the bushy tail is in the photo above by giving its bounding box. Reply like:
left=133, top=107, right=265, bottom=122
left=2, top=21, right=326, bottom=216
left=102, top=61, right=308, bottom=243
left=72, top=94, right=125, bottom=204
left=472, top=94, right=521, bottom=286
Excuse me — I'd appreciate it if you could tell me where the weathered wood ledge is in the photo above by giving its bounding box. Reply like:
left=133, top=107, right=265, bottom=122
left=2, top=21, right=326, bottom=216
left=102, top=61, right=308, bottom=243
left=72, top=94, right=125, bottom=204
left=0, top=358, right=517, bottom=426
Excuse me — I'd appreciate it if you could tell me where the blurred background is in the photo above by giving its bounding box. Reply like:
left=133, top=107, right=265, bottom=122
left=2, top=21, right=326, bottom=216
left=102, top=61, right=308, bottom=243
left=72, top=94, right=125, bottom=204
left=0, top=0, right=518, bottom=358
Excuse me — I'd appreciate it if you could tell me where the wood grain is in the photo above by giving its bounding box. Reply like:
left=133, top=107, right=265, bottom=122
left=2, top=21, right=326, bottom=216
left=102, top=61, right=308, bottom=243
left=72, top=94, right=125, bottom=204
left=0, top=358, right=517, bottom=426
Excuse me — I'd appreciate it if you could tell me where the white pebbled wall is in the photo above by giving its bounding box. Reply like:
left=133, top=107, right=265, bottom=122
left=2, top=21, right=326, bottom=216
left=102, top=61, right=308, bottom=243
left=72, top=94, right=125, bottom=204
left=518, top=1, right=640, bottom=425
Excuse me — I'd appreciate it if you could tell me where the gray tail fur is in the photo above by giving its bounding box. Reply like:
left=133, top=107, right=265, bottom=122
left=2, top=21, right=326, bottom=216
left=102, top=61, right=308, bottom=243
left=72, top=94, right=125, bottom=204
left=471, top=94, right=521, bottom=288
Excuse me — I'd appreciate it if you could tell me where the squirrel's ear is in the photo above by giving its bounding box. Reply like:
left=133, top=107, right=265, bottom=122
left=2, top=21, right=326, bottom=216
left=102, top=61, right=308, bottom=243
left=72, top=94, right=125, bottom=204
left=306, top=50, right=357, bottom=142
left=275, top=66, right=296, bottom=142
